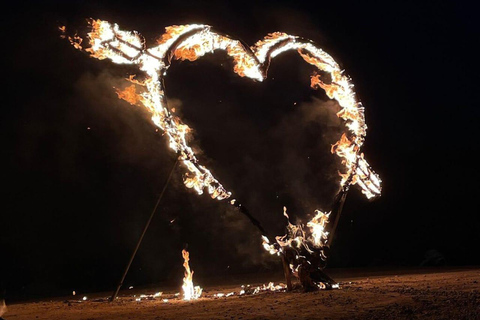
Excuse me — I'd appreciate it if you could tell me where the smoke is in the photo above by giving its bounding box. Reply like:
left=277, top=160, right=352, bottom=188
left=268, top=97, right=343, bottom=215
left=73, top=69, right=173, bottom=167
left=40, top=41, right=348, bottom=285
left=160, top=51, right=347, bottom=271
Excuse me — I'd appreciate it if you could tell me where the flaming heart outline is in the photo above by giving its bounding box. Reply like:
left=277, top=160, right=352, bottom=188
left=67, top=19, right=381, bottom=205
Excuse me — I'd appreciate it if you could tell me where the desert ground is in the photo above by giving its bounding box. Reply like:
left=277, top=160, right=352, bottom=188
left=3, top=267, right=479, bottom=320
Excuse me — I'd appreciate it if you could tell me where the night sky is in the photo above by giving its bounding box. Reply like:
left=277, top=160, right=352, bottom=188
left=3, top=0, right=478, bottom=300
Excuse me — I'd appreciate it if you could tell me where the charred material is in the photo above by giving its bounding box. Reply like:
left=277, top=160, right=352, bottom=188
left=278, top=223, right=335, bottom=291
left=276, top=177, right=354, bottom=291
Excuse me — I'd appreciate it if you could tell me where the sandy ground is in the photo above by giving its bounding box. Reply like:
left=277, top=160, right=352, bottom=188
left=3, top=267, right=479, bottom=320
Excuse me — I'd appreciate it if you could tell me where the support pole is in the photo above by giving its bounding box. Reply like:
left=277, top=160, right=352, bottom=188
left=325, top=189, right=349, bottom=248
left=281, top=255, right=293, bottom=291
left=231, top=201, right=268, bottom=236
left=326, top=157, right=359, bottom=249
left=110, top=158, right=179, bottom=302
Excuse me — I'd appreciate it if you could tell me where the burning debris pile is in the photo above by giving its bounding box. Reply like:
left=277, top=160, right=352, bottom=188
left=63, top=19, right=381, bottom=291
left=262, top=207, right=336, bottom=290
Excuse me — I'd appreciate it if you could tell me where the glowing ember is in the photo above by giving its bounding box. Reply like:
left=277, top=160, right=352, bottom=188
left=181, top=249, right=202, bottom=300
left=132, top=292, right=163, bottom=302
left=240, top=282, right=286, bottom=295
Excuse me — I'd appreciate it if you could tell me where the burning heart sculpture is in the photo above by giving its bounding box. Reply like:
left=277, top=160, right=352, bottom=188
left=65, top=19, right=381, bottom=289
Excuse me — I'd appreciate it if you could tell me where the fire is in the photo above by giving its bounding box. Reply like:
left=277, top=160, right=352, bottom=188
left=261, top=206, right=335, bottom=289
left=65, top=20, right=382, bottom=287
left=307, top=210, right=330, bottom=247
left=65, top=18, right=380, bottom=200
left=181, top=249, right=202, bottom=300
left=116, top=84, right=141, bottom=105
left=264, top=207, right=330, bottom=253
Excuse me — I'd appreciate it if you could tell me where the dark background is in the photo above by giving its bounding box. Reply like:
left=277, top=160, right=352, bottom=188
left=2, top=0, right=478, bottom=300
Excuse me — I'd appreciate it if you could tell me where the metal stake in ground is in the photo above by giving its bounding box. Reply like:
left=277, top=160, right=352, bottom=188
left=110, top=158, right=179, bottom=302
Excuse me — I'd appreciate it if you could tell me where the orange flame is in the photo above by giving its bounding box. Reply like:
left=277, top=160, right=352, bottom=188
left=116, top=85, right=141, bottom=105
left=182, top=249, right=202, bottom=300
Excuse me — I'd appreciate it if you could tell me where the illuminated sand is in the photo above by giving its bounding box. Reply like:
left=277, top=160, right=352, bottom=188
left=7, top=267, right=479, bottom=319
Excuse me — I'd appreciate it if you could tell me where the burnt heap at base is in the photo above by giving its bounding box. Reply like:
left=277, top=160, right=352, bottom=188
left=281, top=246, right=337, bottom=291
left=275, top=188, right=349, bottom=291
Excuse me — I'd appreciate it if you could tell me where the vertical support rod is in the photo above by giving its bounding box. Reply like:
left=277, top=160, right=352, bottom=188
left=327, top=157, right=358, bottom=249
left=110, top=158, right=179, bottom=302
left=326, top=189, right=349, bottom=248
left=281, top=255, right=293, bottom=291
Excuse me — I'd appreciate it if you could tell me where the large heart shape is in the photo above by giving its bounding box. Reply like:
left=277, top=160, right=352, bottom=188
left=65, top=20, right=381, bottom=257
left=69, top=19, right=380, bottom=201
